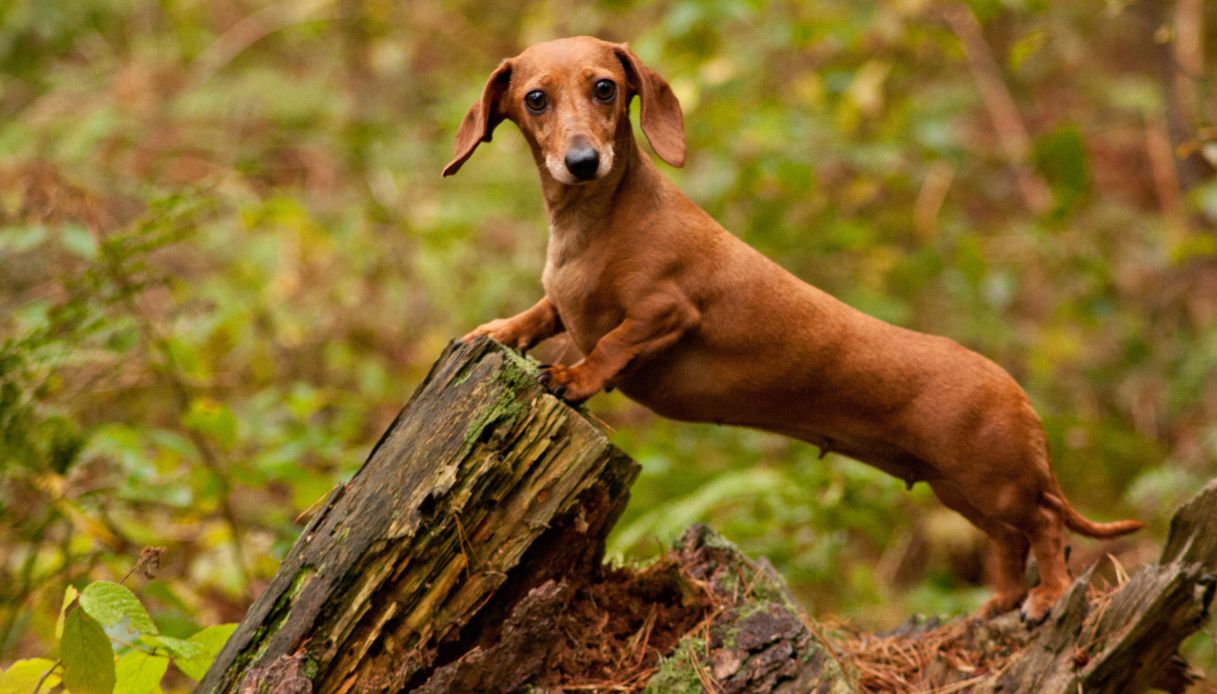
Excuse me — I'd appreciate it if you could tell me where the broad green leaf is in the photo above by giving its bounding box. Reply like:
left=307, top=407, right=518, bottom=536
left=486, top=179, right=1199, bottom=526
left=114, top=651, right=169, bottom=694
left=80, top=580, right=158, bottom=634
left=61, top=609, right=116, bottom=694
left=57, top=585, right=79, bottom=638
left=175, top=623, right=237, bottom=681
left=150, top=634, right=203, bottom=660
left=0, top=658, right=60, bottom=694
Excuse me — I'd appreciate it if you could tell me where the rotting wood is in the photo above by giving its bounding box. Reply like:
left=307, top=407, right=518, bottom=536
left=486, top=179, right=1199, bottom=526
left=641, top=526, right=856, bottom=694
left=199, top=337, right=639, bottom=692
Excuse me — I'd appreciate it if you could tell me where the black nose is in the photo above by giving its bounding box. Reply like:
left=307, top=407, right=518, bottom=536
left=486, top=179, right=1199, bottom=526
left=564, top=146, right=600, bottom=181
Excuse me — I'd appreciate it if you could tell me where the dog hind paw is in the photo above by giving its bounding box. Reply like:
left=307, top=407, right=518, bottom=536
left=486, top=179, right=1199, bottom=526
left=1018, top=588, right=1059, bottom=625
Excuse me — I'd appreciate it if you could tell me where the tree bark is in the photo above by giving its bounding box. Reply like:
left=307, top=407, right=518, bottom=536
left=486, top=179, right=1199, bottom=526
left=199, top=337, right=639, bottom=692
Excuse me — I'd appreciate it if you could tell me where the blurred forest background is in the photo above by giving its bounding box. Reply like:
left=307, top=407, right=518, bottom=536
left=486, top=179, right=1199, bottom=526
left=3, top=0, right=1217, bottom=687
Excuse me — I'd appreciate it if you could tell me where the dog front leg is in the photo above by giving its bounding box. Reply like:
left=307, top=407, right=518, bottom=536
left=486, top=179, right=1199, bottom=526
left=461, top=296, right=564, bottom=351
left=539, top=293, right=698, bottom=403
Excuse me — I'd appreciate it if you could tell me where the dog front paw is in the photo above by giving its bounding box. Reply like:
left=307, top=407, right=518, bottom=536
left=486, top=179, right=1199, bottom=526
left=461, top=319, right=532, bottom=350
left=537, top=363, right=602, bottom=404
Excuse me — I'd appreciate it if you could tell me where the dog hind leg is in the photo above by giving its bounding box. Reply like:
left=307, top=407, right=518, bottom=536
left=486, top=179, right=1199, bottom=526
left=1018, top=503, right=1070, bottom=623
left=927, top=480, right=1030, bottom=618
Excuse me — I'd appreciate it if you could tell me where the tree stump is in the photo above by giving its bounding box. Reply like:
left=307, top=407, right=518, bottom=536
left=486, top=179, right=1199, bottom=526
left=199, top=338, right=639, bottom=692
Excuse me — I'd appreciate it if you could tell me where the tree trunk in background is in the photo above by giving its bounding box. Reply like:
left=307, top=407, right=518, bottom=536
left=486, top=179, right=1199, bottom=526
left=201, top=337, right=1217, bottom=693
left=198, top=338, right=640, bottom=691
left=1139, top=0, right=1213, bottom=194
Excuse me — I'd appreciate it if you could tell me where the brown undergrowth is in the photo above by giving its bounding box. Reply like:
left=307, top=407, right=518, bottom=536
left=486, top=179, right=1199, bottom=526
left=535, top=558, right=719, bottom=691
left=513, top=541, right=1132, bottom=693
left=831, top=576, right=1127, bottom=693
left=834, top=614, right=1029, bottom=692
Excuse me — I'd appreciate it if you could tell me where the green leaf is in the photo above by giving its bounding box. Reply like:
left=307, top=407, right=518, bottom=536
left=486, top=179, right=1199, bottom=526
left=114, top=651, right=169, bottom=694
left=80, top=580, right=158, bottom=634
left=61, top=608, right=117, bottom=694
left=0, top=658, right=60, bottom=694
left=150, top=634, right=203, bottom=660
left=175, top=623, right=237, bottom=681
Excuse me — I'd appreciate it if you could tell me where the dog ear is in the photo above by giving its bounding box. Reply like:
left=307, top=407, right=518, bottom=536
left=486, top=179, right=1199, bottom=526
left=614, top=45, right=686, bottom=168
left=443, top=60, right=512, bottom=176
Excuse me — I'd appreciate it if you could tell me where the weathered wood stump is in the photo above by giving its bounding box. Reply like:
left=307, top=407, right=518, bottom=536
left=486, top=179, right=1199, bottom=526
left=199, top=338, right=639, bottom=691
left=202, top=337, right=1217, bottom=693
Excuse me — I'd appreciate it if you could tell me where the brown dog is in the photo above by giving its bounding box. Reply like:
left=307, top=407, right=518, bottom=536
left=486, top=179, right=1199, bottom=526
left=445, top=36, right=1142, bottom=623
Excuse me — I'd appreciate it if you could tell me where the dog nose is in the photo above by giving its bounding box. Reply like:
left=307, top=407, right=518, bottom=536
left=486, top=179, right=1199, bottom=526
left=564, top=146, right=600, bottom=181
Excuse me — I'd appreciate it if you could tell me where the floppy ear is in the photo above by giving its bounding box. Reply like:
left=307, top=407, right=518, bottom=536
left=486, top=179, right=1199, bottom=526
left=613, top=45, right=686, bottom=168
left=442, top=59, right=513, bottom=176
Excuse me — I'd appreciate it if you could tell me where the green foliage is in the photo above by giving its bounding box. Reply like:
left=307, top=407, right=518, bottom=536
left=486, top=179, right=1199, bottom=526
left=0, top=580, right=234, bottom=693
left=173, top=624, right=238, bottom=682
left=644, top=637, right=708, bottom=694
left=79, top=582, right=158, bottom=636
left=61, top=608, right=115, bottom=694
left=113, top=651, right=169, bottom=694
left=2, top=0, right=1216, bottom=683
left=0, top=659, right=60, bottom=694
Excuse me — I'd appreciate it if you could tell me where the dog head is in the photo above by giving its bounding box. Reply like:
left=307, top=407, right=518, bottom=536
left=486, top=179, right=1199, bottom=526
left=442, top=36, right=685, bottom=182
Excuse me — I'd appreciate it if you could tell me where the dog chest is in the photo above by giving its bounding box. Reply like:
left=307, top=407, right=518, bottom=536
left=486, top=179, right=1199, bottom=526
left=542, top=226, right=624, bottom=354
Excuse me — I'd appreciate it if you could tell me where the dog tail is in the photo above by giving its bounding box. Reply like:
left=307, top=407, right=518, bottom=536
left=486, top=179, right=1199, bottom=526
left=1041, top=491, right=1145, bottom=538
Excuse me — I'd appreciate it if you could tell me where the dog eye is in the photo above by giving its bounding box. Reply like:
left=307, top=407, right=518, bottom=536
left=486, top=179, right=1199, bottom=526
left=593, top=79, right=616, bottom=102
left=524, top=90, right=547, bottom=113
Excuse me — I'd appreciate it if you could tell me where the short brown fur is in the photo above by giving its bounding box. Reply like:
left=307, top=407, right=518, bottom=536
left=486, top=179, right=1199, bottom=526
left=447, top=36, right=1142, bottom=623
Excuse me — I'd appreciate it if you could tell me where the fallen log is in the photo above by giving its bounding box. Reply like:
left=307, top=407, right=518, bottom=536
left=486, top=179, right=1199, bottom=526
left=202, top=338, right=1217, bottom=693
